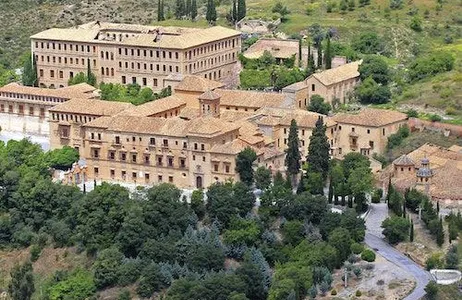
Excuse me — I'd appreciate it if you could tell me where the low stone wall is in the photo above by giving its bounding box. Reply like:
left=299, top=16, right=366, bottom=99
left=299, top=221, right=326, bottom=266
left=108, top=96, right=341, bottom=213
left=409, top=118, right=462, bottom=137
left=0, top=113, right=49, bottom=135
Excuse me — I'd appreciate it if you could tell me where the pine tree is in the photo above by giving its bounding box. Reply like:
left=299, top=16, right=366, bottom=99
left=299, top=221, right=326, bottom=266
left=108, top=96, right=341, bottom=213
left=306, top=116, right=331, bottom=180
left=285, top=119, right=301, bottom=187
left=410, top=219, right=414, bottom=242
left=22, top=52, right=38, bottom=87
left=325, top=36, right=332, bottom=69
left=317, top=43, right=323, bottom=69
left=191, top=0, right=197, bottom=20
left=237, top=0, right=246, bottom=21
left=436, top=217, right=444, bottom=247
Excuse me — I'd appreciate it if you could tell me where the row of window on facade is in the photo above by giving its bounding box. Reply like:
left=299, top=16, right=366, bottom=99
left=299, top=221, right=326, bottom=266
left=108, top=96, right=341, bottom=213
left=0, top=103, right=45, bottom=117
left=53, top=113, right=96, bottom=124
left=184, top=52, right=235, bottom=73
left=0, top=92, right=66, bottom=103
left=96, top=167, right=175, bottom=184
left=111, top=135, right=209, bottom=152
left=185, top=38, right=238, bottom=60
left=38, top=55, right=95, bottom=67
left=35, top=41, right=96, bottom=53
left=118, top=61, right=180, bottom=74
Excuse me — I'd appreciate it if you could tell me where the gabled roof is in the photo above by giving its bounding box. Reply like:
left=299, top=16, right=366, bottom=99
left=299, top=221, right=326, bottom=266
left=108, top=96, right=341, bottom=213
left=199, top=89, right=221, bottom=100
left=333, top=108, right=407, bottom=127
left=0, top=82, right=96, bottom=99
left=311, top=60, right=361, bottom=86
left=49, top=98, right=133, bottom=116
left=174, top=75, right=224, bottom=93
left=217, top=90, right=285, bottom=108
left=119, top=95, right=186, bottom=117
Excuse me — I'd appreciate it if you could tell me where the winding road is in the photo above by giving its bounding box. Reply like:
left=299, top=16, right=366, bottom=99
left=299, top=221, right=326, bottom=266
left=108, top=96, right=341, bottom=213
left=365, top=203, right=433, bottom=300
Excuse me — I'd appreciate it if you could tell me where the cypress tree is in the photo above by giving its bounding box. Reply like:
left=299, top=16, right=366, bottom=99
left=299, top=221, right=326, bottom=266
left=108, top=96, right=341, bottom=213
left=410, top=219, right=414, bottom=242
left=284, top=119, right=301, bottom=187
left=306, top=116, right=330, bottom=180
left=298, top=39, right=302, bottom=67
left=22, top=52, right=38, bottom=87
left=402, top=198, right=406, bottom=218
left=157, top=0, right=165, bottom=21
left=436, top=201, right=440, bottom=214
left=238, top=0, right=246, bottom=21
left=206, top=0, right=217, bottom=23
left=328, top=178, right=334, bottom=204
left=325, top=36, right=332, bottom=69
left=86, top=59, right=96, bottom=86
left=186, top=0, right=191, bottom=17
left=191, top=0, right=197, bottom=20
left=317, top=43, right=323, bottom=69
left=436, top=217, right=444, bottom=247
left=386, top=177, right=393, bottom=208
left=232, top=0, right=238, bottom=23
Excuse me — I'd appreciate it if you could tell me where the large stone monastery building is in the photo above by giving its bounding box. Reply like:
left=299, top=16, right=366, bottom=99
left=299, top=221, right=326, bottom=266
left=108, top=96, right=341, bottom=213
left=31, top=21, right=241, bottom=90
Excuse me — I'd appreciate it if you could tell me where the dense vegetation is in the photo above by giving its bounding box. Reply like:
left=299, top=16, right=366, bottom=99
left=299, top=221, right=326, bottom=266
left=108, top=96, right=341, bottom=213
left=2, top=119, right=376, bottom=299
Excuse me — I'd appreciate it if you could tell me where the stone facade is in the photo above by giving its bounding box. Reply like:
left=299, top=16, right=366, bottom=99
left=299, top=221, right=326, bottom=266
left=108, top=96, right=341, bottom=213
left=31, top=22, right=241, bottom=90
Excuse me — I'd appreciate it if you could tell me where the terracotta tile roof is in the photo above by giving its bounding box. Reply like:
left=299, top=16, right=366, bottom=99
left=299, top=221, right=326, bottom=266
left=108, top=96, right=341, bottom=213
left=219, top=110, right=255, bottom=122
left=282, top=81, right=308, bottom=92
left=174, top=75, right=224, bottom=92
left=393, top=155, right=415, bottom=166
left=387, top=143, right=462, bottom=201
left=311, top=60, right=361, bottom=86
left=119, top=95, right=186, bottom=117
left=333, top=108, right=407, bottom=127
left=188, top=116, right=240, bottom=136
left=217, top=90, right=285, bottom=109
left=252, top=107, right=336, bottom=128
left=199, top=89, right=220, bottom=100
left=49, top=98, right=133, bottom=116
left=243, top=38, right=301, bottom=59
left=210, top=139, right=263, bottom=156
left=178, top=107, right=200, bottom=120
left=239, top=135, right=264, bottom=145
left=31, top=23, right=240, bottom=49
left=448, top=145, right=462, bottom=154
left=0, top=82, right=96, bottom=99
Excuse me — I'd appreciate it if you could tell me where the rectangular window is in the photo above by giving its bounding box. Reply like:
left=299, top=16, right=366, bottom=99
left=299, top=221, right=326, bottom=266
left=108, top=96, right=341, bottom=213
left=169, top=176, right=173, bottom=183
left=153, top=78, right=158, bottom=87
left=94, top=167, right=99, bottom=176
left=150, top=137, right=155, bottom=145
left=225, top=165, right=230, bottom=173
left=122, top=76, right=126, bottom=84
left=158, top=175, right=163, bottom=182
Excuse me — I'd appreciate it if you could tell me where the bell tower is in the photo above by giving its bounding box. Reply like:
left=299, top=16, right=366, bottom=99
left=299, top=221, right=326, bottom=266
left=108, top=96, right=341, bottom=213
left=415, top=157, right=433, bottom=196
left=198, top=89, right=221, bottom=118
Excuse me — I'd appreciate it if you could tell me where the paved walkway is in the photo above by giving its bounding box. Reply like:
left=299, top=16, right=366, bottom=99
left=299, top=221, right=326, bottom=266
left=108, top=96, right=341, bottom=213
left=365, top=203, right=433, bottom=300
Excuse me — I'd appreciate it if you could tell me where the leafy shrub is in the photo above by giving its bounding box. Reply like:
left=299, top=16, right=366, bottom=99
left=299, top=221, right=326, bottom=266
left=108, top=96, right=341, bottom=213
left=361, top=249, right=376, bottom=262
left=48, top=269, right=96, bottom=300
left=408, top=52, right=455, bottom=82
left=371, top=189, right=383, bottom=203
left=430, top=114, right=442, bottom=122
left=425, top=281, right=438, bottom=300
left=426, top=253, right=443, bottom=271
left=30, top=244, right=41, bottom=262
left=351, top=243, right=364, bottom=255
left=406, top=109, right=418, bottom=118
left=331, top=289, right=337, bottom=295
left=356, top=290, right=362, bottom=297
left=118, top=289, right=130, bottom=300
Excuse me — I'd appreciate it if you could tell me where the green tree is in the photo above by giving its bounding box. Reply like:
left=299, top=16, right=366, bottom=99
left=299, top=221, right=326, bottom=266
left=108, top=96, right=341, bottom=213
left=382, top=216, right=409, bottom=244
left=285, top=119, right=301, bottom=186
left=68, top=72, right=86, bottom=85
left=206, top=0, right=217, bottom=23
left=410, top=219, right=414, bottom=242
left=408, top=52, right=454, bottom=82
left=8, top=262, right=34, bottom=300
left=272, top=2, right=290, bottom=21
left=157, top=0, right=165, bottom=21
left=255, top=166, right=272, bottom=191
left=93, top=247, right=124, bottom=289
left=238, top=0, right=246, bottom=21
left=325, top=37, right=332, bottom=69
left=424, top=281, right=438, bottom=300
left=22, top=52, right=38, bottom=87
left=306, top=117, right=330, bottom=180
left=191, top=0, right=197, bottom=20
left=86, top=59, right=96, bottom=86
left=389, top=189, right=404, bottom=216
left=137, top=263, right=164, bottom=298
left=436, top=217, right=444, bottom=247
left=190, top=189, right=206, bottom=219
left=46, top=146, right=79, bottom=170
left=317, top=43, right=323, bottom=68
left=410, top=16, right=422, bottom=32
left=236, top=147, right=257, bottom=186
left=115, top=206, right=147, bottom=258
left=328, top=227, right=352, bottom=263
left=359, top=55, right=390, bottom=85
left=351, top=31, right=384, bottom=54
left=355, top=77, right=391, bottom=104
left=307, top=95, right=331, bottom=115
left=232, top=0, right=238, bottom=23
left=236, top=261, right=267, bottom=300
